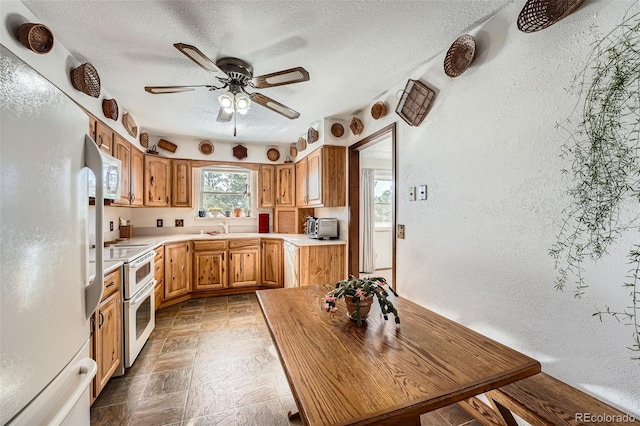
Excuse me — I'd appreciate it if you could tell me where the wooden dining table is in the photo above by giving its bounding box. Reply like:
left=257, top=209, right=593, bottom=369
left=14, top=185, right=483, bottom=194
left=256, top=285, right=540, bottom=426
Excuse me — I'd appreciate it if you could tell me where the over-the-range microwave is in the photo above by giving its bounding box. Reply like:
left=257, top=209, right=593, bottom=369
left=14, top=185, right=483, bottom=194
left=88, top=149, right=122, bottom=200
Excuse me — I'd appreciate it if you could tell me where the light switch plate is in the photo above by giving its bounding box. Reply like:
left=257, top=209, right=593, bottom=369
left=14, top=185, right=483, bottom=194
left=408, top=186, right=415, bottom=201
left=397, top=224, right=405, bottom=239
left=418, top=185, right=427, bottom=200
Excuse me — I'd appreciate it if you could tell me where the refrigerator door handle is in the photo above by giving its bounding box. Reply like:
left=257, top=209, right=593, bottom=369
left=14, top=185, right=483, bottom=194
left=49, top=357, right=97, bottom=426
left=84, top=135, right=104, bottom=319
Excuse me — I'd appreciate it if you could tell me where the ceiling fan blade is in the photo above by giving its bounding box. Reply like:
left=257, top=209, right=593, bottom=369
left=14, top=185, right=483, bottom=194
left=252, top=67, right=310, bottom=88
left=217, top=107, right=233, bottom=122
left=250, top=93, right=300, bottom=119
left=144, top=85, right=218, bottom=94
left=173, top=43, right=227, bottom=79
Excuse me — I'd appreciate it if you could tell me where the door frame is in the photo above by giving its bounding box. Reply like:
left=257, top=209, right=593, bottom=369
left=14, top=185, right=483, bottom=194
left=348, top=122, right=397, bottom=290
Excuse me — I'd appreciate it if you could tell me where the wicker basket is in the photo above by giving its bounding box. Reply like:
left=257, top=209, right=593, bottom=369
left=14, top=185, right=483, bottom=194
left=102, top=98, right=118, bottom=121
left=198, top=140, right=214, bottom=155
left=70, top=63, right=100, bottom=98
left=307, top=127, right=319, bottom=144
left=158, top=138, right=177, bottom=153
left=139, top=132, right=149, bottom=148
left=119, top=225, right=133, bottom=239
left=289, top=144, right=298, bottom=158
left=350, top=117, right=364, bottom=135
left=122, top=113, right=138, bottom=138
left=233, top=144, right=248, bottom=160
left=267, top=148, right=280, bottom=162
left=17, top=23, right=54, bottom=54
left=395, top=79, right=435, bottom=127
left=443, top=35, right=476, bottom=78
left=331, top=123, right=345, bottom=138
left=297, top=137, right=307, bottom=152
left=517, top=0, right=585, bottom=33
left=371, top=102, right=388, bottom=120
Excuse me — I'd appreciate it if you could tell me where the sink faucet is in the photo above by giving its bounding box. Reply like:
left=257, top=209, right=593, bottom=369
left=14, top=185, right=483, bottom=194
left=218, top=221, right=229, bottom=234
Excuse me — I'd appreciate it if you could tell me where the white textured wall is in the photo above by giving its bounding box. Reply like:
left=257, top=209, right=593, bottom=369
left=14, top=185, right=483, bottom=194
left=346, top=0, right=640, bottom=416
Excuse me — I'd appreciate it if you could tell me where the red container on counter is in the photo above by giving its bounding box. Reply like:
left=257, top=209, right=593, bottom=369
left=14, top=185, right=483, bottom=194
left=258, top=213, right=269, bottom=233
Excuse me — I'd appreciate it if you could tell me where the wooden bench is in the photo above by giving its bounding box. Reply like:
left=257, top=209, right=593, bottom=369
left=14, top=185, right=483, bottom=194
left=482, top=372, right=639, bottom=426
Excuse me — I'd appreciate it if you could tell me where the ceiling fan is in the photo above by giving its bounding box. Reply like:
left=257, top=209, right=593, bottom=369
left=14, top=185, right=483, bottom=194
left=145, top=43, right=310, bottom=130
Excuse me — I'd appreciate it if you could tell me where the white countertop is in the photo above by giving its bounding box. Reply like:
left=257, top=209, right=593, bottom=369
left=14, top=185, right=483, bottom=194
left=117, top=233, right=346, bottom=248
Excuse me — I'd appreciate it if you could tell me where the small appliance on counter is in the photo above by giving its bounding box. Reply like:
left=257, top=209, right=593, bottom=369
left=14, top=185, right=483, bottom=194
left=259, top=213, right=269, bottom=233
left=305, top=217, right=339, bottom=240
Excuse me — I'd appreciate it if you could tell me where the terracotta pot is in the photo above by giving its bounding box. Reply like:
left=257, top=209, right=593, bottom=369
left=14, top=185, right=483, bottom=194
left=344, top=295, right=375, bottom=322
left=233, top=208, right=242, bottom=217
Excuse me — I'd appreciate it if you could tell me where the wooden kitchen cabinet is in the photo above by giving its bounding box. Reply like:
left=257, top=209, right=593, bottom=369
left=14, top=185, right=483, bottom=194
left=153, top=245, right=164, bottom=310
left=229, top=239, right=260, bottom=288
left=193, top=241, right=228, bottom=291
left=296, top=146, right=346, bottom=207
left=261, top=239, right=283, bottom=287
left=298, top=244, right=346, bottom=286
left=88, top=114, right=97, bottom=143
left=171, top=159, right=192, bottom=207
left=164, top=241, right=191, bottom=299
left=112, top=134, right=131, bottom=205
left=144, top=155, right=171, bottom=206
left=130, top=147, right=144, bottom=207
left=91, top=267, right=122, bottom=402
left=258, top=165, right=275, bottom=208
left=275, top=164, right=295, bottom=207
left=95, top=121, right=113, bottom=154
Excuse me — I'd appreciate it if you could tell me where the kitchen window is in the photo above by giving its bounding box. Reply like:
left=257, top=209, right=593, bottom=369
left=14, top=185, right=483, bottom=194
left=199, top=167, right=253, bottom=216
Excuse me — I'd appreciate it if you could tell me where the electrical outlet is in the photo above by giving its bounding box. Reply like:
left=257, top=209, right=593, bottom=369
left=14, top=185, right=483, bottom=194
left=397, top=224, right=405, bottom=239
left=175, top=219, right=184, bottom=227
left=408, top=186, right=415, bottom=201
left=157, top=219, right=163, bottom=227
left=109, top=221, right=114, bottom=231
left=418, top=185, right=427, bottom=200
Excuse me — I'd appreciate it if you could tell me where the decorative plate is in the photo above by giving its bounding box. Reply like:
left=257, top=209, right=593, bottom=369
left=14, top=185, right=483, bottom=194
left=199, top=140, right=214, bottom=155
left=233, top=144, right=248, bottom=160
left=267, top=148, right=280, bottom=162
left=444, top=35, right=476, bottom=77
left=331, top=123, right=344, bottom=138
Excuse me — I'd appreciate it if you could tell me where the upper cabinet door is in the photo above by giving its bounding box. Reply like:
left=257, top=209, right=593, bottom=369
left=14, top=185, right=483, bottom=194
left=95, top=121, right=113, bottom=154
left=89, top=115, right=97, bottom=143
left=112, top=135, right=131, bottom=205
left=171, top=159, right=192, bottom=207
left=306, top=149, right=322, bottom=206
left=295, top=159, right=308, bottom=206
left=259, top=165, right=275, bottom=208
left=276, top=164, right=295, bottom=207
left=129, top=148, right=144, bottom=207
left=144, top=155, right=171, bottom=207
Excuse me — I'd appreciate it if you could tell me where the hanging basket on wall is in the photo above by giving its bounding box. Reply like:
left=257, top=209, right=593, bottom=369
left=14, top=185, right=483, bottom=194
left=139, top=132, right=149, bottom=148
left=331, top=123, right=345, bottom=138
left=70, top=63, right=100, bottom=98
left=101, top=98, right=118, bottom=120
left=307, top=127, right=319, bottom=144
left=443, top=35, right=476, bottom=77
left=122, top=112, right=138, bottom=138
left=517, top=0, right=586, bottom=33
left=17, top=23, right=54, bottom=54
left=158, top=138, right=177, bottom=153
left=350, top=117, right=364, bottom=135
left=395, top=79, right=435, bottom=127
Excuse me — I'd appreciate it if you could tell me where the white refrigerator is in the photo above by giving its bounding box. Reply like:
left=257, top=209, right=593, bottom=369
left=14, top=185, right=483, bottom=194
left=0, top=45, right=106, bottom=424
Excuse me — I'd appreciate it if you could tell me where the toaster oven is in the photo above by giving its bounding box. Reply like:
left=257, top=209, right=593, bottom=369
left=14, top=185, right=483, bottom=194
left=305, top=217, right=339, bottom=240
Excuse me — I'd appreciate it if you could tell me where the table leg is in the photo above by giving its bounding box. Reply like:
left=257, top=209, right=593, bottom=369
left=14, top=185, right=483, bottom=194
left=288, top=410, right=301, bottom=421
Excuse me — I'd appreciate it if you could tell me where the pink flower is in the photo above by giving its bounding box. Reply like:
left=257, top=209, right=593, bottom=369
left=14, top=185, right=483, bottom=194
left=324, top=295, right=336, bottom=303
left=323, top=303, right=330, bottom=311
left=355, top=288, right=366, bottom=301
left=330, top=307, right=337, bottom=313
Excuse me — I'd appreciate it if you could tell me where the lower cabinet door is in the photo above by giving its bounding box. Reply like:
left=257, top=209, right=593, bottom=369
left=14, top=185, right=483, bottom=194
left=94, top=291, right=122, bottom=398
left=228, top=248, right=260, bottom=288
left=193, top=251, right=227, bottom=290
left=261, top=239, right=283, bottom=288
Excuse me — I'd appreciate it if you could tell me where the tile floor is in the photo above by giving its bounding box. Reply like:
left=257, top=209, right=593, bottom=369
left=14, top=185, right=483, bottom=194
left=90, top=293, right=480, bottom=426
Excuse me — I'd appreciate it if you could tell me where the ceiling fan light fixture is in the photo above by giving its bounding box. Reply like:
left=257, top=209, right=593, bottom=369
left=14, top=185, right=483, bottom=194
left=235, top=92, right=251, bottom=112
left=219, top=91, right=234, bottom=109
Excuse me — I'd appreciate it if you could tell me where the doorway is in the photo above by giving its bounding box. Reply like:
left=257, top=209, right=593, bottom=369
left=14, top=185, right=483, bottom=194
left=348, top=123, right=396, bottom=289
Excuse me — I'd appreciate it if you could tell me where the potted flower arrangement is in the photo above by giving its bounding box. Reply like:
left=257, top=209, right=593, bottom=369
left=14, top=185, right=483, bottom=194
left=323, top=275, right=400, bottom=326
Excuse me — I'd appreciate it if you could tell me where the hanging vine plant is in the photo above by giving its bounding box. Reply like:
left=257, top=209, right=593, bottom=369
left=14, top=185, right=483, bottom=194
left=550, top=11, right=640, bottom=359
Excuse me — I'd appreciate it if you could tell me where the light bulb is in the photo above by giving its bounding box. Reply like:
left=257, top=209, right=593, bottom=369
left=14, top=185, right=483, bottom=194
left=218, top=92, right=234, bottom=109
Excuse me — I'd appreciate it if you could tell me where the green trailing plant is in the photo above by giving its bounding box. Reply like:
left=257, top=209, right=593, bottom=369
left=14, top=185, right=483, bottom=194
left=550, top=11, right=640, bottom=359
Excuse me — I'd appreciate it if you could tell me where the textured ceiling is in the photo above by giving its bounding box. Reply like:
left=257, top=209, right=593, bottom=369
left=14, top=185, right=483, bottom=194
left=22, top=0, right=511, bottom=143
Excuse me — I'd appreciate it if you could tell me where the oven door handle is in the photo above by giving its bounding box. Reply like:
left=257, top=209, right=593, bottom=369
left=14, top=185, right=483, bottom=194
left=129, top=251, right=155, bottom=269
left=130, top=279, right=156, bottom=306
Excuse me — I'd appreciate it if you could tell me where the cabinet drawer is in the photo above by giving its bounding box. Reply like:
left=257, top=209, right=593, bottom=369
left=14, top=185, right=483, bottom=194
left=154, top=245, right=164, bottom=259
left=228, top=239, right=260, bottom=249
left=102, top=268, right=121, bottom=300
left=193, top=240, right=227, bottom=252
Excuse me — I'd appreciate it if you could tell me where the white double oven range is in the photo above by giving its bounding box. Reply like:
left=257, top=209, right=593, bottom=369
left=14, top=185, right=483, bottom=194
left=91, top=243, right=156, bottom=375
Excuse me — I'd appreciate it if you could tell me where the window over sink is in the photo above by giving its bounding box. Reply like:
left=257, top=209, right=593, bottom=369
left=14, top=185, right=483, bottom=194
left=198, top=166, right=254, bottom=217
